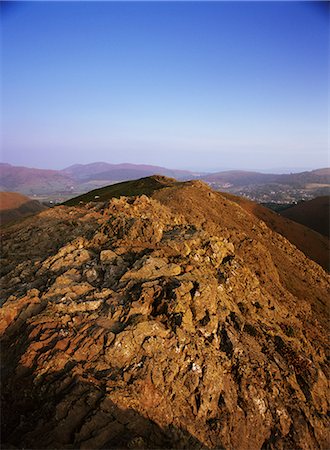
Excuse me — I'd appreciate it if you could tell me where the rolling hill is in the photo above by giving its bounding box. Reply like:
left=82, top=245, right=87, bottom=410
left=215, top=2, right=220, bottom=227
left=0, top=163, right=193, bottom=195
left=202, top=168, right=330, bottom=187
left=0, top=163, right=75, bottom=195
left=2, top=162, right=329, bottom=197
left=61, top=162, right=193, bottom=182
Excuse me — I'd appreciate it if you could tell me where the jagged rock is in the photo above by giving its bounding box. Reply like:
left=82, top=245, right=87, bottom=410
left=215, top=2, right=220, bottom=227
left=121, top=256, right=182, bottom=282
left=0, top=181, right=329, bottom=450
left=100, top=249, right=118, bottom=263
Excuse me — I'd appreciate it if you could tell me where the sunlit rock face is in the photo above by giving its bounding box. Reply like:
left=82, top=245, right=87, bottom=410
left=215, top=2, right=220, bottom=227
left=1, top=181, right=329, bottom=450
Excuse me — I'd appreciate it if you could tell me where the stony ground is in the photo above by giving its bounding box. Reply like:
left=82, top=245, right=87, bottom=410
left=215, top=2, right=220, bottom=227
left=1, top=181, right=329, bottom=449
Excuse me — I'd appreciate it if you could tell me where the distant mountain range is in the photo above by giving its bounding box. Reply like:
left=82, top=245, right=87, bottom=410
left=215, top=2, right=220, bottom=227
left=0, top=162, right=193, bottom=195
left=203, top=168, right=330, bottom=186
left=0, top=162, right=329, bottom=195
left=61, top=162, right=193, bottom=182
left=0, top=163, right=75, bottom=195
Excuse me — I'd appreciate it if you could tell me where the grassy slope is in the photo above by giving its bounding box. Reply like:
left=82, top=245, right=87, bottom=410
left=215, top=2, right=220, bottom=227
left=63, top=175, right=181, bottom=206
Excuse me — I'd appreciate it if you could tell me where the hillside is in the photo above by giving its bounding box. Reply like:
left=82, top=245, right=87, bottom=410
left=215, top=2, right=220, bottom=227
left=64, top=176, right=329, bottom=271
left=0, top=191, right=47, bottom=226
left=61, top=162, right=193, bottom=182
left=203, top=170, right=278, bottom=185
left=1, top=178, right=329, bottom=449
left=63, top=175, right=181, bottom=206
left=3, top=162, right=329, bottom=199
left=220, top=193, right=329, bottom=271
left=280, top=196, right=330, bottom=237
left=0, top=163, right=75, bottom=195
left=0, top=163, right=192, bottom=196
left=0, top=191, right=33, bottom=211
left=202, top=168, right=330, bottom=187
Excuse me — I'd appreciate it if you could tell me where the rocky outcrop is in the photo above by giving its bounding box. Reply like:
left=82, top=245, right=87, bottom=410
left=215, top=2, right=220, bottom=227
left=1, top=187, right=329, bottom=449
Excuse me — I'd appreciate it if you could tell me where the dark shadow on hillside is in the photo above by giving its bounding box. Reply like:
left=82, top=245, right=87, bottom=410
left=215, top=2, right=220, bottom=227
left=2, top=374, right=208, bottom=450
left=0, top=200, right=47, bottom=227
left=1, top=322, right=209, bottom=450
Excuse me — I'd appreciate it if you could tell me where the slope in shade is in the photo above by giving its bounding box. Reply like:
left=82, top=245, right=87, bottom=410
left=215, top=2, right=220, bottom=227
left=1, top=179, right=329, bottom=449
left=220, top=192, right=329, bottom=271
left=280, top=196, right=330, bottom=237
left=0, top=191, right=47, bottom=226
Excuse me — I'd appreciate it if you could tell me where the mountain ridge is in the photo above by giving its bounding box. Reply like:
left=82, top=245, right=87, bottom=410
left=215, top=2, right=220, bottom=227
left=203, top=168, right=330, bottom=186
left=1, top=178, right=329, bottom=449
left=63, top=176, right=329, bottom=271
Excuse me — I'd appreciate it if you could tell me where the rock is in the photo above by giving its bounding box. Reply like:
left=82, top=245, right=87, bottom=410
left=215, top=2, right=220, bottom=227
left=121, top=256, right=181, bottom=282
left=100, top=249, right=118, bottom=263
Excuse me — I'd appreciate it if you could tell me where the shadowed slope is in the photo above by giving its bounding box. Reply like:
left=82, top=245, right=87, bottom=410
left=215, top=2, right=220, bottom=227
left=221, top=192, right=329, bottom=271
left=0, top=191, right=47, bottom=226
left=280, top=196, right=330, bottom=237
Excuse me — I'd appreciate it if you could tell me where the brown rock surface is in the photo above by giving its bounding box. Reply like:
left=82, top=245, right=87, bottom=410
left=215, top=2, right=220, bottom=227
left=1, top=181, right=329, bottom=449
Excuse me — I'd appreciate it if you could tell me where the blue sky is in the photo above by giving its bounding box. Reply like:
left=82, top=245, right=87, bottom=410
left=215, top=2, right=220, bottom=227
left=1, top=1, right=329, bottom=171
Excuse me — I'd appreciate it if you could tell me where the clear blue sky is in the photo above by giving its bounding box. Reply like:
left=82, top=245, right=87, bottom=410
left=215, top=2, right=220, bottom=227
left=1, top=1, right=329, bottom=171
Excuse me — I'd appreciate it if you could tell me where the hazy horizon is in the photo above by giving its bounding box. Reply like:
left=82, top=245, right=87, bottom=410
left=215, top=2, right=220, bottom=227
left=1, top=1, right=329, bottom=171
left=1, top=159, right=328, bottom=176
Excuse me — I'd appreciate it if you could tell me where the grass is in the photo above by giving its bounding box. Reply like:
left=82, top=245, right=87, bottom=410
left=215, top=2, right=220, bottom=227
left=62, top=175, right=181, bottom=207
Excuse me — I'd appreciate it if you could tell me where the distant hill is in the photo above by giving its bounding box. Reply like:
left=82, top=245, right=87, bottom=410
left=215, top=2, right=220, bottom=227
left=202, top=168, right=330, bottom=186
left=61, top=162, right=193, bottom=182
left=203, top=170, right=278, bottom=185
left=0, top=163, right=192, bottom=195
left=0, top=163, right=75, bottom=195
left=280, top=196, right=330, bottom=237
left=2, top=163, right=329, bottom=197
left=0, top=191, right=47, bottom=226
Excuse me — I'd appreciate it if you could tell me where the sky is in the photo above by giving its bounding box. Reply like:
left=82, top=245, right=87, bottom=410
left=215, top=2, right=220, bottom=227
left=1, top=1, right=329, bottom=172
